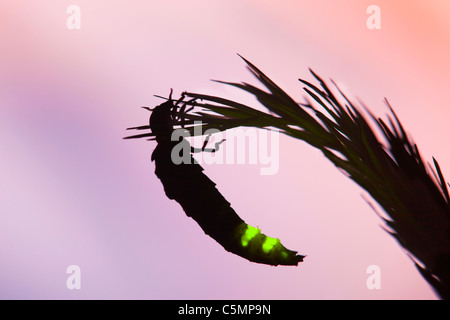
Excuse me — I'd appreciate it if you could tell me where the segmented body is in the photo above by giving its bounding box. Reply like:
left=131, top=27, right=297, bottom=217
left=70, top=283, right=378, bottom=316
left=128, top=94, right=304, bottom=266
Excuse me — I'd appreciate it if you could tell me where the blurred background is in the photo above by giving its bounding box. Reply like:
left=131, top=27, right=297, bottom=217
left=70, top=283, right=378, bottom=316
left=1, top=0, right=449, bottom=299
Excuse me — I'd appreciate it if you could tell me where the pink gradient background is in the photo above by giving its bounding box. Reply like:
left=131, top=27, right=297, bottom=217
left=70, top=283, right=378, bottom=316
left=1, top=0, right=449, bottom=299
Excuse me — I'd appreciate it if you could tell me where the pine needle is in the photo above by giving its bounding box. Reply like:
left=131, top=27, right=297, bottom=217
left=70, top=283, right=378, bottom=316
left=168, top=56, right=450, bottom=299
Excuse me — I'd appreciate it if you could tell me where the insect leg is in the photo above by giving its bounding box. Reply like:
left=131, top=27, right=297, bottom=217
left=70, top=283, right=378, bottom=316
left=177, top=105, right=194, bottom=128
left=175, top=97, right=196, bottom=128
left=170, top=91, right=185, bottom=121
left=191, top=134, right=225, bottom=153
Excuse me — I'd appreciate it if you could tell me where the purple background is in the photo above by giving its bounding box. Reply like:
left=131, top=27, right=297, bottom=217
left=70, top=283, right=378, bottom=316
left=2, top=0, right=450, bottom=299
